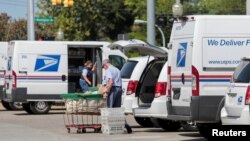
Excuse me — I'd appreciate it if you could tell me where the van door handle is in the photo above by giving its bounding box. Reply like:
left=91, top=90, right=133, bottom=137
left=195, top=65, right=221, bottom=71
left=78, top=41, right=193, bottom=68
left=19, top=71, right=27, bottom=74
left=181, top=73, right=185, bottom=84
left=62, top=75, right=66, bottom=81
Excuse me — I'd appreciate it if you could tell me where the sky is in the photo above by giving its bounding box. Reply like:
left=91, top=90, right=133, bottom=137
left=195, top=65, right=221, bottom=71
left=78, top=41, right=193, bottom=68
left=0, top=0, right=38, bottom=19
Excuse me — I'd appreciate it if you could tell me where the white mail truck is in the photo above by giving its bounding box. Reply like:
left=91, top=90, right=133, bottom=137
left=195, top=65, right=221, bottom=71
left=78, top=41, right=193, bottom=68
left=167, top=15, right=250, bottom=139
left=3, top=41, right=127, bottom=114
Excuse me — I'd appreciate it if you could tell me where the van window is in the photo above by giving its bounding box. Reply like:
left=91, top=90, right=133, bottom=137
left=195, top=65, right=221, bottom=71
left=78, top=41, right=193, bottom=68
left=120, top=61, right=138, bottom=79
left=232, top=60, right=250, bottom=83
left=109, top=55, right=126, bottom=70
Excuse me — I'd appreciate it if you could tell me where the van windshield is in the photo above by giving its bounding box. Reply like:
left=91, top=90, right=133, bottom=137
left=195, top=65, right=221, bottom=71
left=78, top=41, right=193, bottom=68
left=232, top=60, right=250, bottom=83
left=120, top=61, right=138, bottom=79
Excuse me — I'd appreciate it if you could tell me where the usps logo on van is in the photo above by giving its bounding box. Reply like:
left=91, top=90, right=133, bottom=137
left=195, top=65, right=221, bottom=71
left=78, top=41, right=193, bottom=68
left=34, top=55, right=60, bottom=72
left=176, top=43, right=187, bottom=67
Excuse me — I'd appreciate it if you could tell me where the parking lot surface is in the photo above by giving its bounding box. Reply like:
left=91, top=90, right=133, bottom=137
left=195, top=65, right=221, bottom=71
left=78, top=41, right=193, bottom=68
left=0, top=105, right=206, bottom=141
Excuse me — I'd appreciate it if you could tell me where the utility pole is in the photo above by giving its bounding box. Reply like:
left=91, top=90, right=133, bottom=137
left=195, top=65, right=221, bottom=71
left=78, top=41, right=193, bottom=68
left=247, top=0, right=250, bottom=15
left=27, top=0, right=35, bottom=40
left=147, top=0, right=156, bottom=46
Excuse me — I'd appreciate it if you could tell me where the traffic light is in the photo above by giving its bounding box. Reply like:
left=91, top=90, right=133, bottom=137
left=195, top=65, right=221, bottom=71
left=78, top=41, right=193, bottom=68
left=52, top=0, right=73, bottom=7
left=68, top=0, right=74, bottom=7
left=63, top=0, right=74, bottom=7
left=51, top=0, right=62, bottom=5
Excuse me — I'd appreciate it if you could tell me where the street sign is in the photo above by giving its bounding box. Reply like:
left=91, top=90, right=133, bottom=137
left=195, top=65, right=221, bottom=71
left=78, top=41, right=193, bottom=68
left=35, top=17, right=54, bottom=23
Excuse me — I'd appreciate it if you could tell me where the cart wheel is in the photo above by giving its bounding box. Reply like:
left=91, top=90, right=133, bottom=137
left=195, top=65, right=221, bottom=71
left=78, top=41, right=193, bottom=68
left=82, top=129, right=86, bottom=133
left=95, top=128, right=101, bottom=133
left=77, top=128, right=82, bottom=134
left=67, top=128, right=70, bottom=133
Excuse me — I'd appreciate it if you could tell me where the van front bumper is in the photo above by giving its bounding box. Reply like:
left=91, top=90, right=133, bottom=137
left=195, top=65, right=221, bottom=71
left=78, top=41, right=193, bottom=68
left=191, top=96, right=224, bottom=123
left=221, top=107, right=250, bottom=125
left=133, top=99, right=168, bottom=119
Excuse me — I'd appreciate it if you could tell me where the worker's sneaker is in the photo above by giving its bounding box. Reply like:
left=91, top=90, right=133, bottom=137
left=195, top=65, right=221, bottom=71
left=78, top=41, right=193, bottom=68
left=125, top=124, right=132, bottom=134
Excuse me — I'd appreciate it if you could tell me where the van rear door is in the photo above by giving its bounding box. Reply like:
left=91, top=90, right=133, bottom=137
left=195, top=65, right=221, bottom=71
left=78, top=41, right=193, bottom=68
left=0, top=42, right=7, bottom=85
left=170, top=38, right=193, bottom=114
left=5, top=42, right=15, bottom=97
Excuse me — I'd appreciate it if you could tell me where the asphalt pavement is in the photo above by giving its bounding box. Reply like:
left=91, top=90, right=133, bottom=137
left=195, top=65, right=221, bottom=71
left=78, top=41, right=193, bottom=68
left=0, top=104, right=206, bottom=141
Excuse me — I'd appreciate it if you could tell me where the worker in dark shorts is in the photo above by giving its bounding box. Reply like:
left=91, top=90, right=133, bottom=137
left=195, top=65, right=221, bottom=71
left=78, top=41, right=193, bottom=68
left=102, top=59, right=132, bottom=134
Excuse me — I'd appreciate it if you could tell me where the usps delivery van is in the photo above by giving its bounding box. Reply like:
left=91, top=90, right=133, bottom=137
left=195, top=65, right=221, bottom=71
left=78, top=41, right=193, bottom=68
left=168, top=16, right=250, bottom=138
left=3, top=41, right=127, bottom=114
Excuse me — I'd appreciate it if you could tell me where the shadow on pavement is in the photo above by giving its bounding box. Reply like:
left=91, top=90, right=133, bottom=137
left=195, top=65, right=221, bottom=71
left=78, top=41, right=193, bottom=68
left=179, top=132, right=202, bottom=137
left=133, top=128, right=182, bottom=133
left=179, top=132, right=207, bottom=141
left=181, top=138, right=207, bottom=141
left=130, top=125, right=147, bottom=128
left=14, top=112, right=65, bottom=116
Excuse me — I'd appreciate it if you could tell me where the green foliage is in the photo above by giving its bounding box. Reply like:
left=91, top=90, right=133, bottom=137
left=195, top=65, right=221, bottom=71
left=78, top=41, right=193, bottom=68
left=125, top=0, right=246, bottom=47
left=181, top=0, right=246, bottom=15
left=0, top=13, right=27, bottom=41
left=36, top=0, right=135, bottom=41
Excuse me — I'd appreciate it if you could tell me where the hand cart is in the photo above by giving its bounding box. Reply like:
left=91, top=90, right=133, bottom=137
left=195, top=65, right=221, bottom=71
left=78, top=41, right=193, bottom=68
left=62, top=91, right=105, bottom=134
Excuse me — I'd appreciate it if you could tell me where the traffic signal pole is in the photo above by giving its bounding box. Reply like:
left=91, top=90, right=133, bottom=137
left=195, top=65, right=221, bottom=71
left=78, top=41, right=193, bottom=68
left=247, top=0, right=250, bottom=15
left=147, top=0, right=156, bottom=46
left=27, top=0, right=35, bottom=40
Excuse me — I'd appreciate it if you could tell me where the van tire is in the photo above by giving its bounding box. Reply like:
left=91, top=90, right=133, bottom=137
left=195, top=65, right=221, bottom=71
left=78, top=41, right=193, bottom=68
left=134, top=117, right=154, bottom=127
left=22, top=103, right=34, bottom=114
left=9, top=102, right=23, bottom=110
left=157, top=119, right=181, bottom=131
left=30, top=102, right=51, bottom=114
left=181, top=121, right=197, bottom=131
left=1, top=100, right=12, bottom=110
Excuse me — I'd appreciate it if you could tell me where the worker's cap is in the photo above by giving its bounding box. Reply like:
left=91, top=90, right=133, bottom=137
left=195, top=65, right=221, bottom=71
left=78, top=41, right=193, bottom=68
left=102, top=59, right=110, bottom=67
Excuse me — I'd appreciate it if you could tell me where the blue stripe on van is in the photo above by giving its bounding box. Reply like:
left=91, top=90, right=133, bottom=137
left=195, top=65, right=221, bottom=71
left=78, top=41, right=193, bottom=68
left=17, top=78, right=61, bottom=80
left=199, top=79, right=230, bottom=82
left=171, top=79, right=230, bottom=83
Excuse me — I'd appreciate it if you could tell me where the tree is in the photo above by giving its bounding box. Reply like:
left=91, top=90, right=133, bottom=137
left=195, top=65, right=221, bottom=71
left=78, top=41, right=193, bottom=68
left=0, top=13, right=27, bottom=41
left=125, top=0, right=246, bottom=46
left=198, top=0, right=246, bottom=15
left=125, top=0, right=176, bottom=46
left=36, top=0, right=135, bottom=41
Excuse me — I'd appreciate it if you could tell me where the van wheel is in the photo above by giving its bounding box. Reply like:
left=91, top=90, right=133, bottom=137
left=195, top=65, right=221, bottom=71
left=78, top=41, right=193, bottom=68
left=9, top=102, right=23, bottom=110
left=134, top=117, right=154, bottom=127
left=156, top=119, right=181, bottom=131
left=1, top=100, right=12, bottom=110
left=22, top=103, right=33, bottom=114
left=30, top=102, right=51, bottom=114
left=181, top=121, right=197, bottom=131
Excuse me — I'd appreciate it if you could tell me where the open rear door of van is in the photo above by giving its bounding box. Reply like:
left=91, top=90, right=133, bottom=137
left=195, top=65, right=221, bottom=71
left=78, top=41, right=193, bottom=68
left=109, top=39, right=168, bottom=107
left=109, top=39, right=168, bottom=58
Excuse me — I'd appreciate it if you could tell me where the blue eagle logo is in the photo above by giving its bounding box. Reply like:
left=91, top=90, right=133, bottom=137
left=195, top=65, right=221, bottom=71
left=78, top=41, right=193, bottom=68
left=34, top=55, right=61, bottom=72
